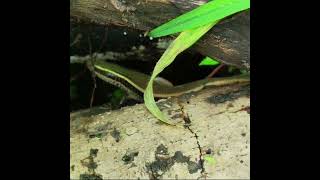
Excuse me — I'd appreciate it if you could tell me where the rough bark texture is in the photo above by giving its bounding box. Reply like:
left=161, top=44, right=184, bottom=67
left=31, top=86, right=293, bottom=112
left=70, top=0, right=250, bottom=69
left=70, top=84, right=250, bottom=179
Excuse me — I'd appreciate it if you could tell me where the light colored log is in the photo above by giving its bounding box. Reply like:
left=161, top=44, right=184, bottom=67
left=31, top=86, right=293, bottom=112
left=70, top=84, right=250, bottom=179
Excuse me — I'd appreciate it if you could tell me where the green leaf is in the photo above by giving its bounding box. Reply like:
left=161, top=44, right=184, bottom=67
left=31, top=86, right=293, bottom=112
left=203, top=155, right=216, bottom=165
left=144, top=21, right=217, bottom=125
left=112, top=89, right=126, bottom=99
left=199, top=57, right=220, bottom=66
left=110, top=89, right=126, bottom=109
left=149, top=0, right=250, bottom=38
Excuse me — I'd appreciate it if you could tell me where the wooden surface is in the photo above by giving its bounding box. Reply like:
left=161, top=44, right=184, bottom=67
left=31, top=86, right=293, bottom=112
left=70, top=0, right=250, bottom=69
left=70, top=83, right=250, bottom=179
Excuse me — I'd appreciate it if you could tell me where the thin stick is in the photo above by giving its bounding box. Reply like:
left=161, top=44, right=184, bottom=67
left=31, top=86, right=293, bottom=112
left=206, top=63, right=225, bottom=78
left=88, top=35, right=96, bottom=108
left=89, top=75, right=97, bottom=108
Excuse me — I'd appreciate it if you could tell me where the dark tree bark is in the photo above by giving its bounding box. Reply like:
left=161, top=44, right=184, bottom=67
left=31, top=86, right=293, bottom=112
left=70, top=0, right=250, bottom=69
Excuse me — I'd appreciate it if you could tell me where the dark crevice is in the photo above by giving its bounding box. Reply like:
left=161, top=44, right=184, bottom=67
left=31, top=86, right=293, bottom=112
left=177, top=101, right=206, bottom=174
left=186, top=126, right=205, bottom=174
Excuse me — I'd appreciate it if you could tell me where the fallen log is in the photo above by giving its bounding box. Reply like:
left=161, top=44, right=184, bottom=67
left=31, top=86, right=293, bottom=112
left=70, top=83, right=250, bottom=179
left=70, top=0, right=250, bottom=69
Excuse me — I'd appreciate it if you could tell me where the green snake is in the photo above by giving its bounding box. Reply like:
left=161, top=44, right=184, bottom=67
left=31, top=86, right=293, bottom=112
left=93, top=59, right=250, bottom=100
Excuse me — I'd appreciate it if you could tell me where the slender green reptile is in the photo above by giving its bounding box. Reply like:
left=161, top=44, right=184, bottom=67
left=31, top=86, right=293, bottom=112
left=93, top=59, right=250, bottom=100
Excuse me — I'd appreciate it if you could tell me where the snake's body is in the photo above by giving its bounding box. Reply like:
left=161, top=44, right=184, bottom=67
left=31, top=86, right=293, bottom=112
left=94, top=59, right=250, bottom=100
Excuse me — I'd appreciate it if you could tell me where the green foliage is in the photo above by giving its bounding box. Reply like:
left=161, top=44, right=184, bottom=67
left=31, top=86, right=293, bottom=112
left=112, top=88, right=126, bottom=100
left=110, top=89, right=126, bottom=108
left=149, top=0, right=250, bottom=38
left=144, top=0, right=250, bottom=125
left=144, top=22, right=217, bottom=125
left=203, top=155, right=216, bottom=165
left=199, top=57, right=220, bottom=66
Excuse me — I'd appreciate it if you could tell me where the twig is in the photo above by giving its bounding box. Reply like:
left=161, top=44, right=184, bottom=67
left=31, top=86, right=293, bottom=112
left=70, top=33, right=82, bottom=47
left=206, top=63, right=225, bottom=78
left=89, top=75, right=97, bottom=108
left=70, top=48, right=153, bottom=64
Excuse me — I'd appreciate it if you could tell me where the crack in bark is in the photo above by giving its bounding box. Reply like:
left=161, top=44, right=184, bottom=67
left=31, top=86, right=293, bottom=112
left=177, top=101, right=206, bottom=175
left=187, top=126, right=205, bottom=174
